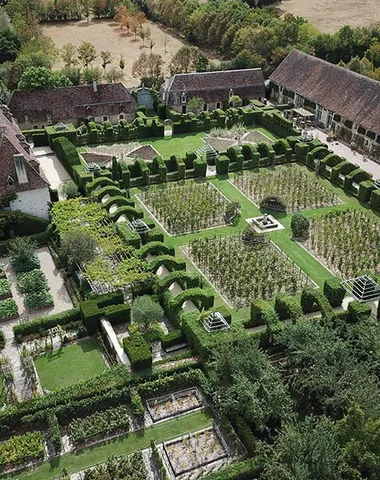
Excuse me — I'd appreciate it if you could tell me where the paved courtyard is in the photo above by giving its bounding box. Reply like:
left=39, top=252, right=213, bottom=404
left=33, top=146, right=71, bottom=193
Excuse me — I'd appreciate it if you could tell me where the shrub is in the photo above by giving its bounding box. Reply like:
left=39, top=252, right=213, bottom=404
left=260, top=195, right=287, bottom=212
left=60, top=229, right=98, bottom=264
left=201, top=458, right=262, bottom=480
left=323, top=278, right=345, bottom=307
left=370, top=189, right=380, bottom=213
left=24, top=290, right=54, bottom=310
left=0, top=330, right=5, bottom=350
left=13, top=308, right=80, bottom=342
left=161, top=330, right=186, bottom=350
left=46, top=412, right=61, bottom=455
left=69, top=405, right=130, bottom=445
left=232, top=415, right=256, bottom=455
left=131, top=295, right=163, bottom=331
left=0, top=298, right=18, bottom=319
left=17, top=269, right=48, bottom=294
left=216, top=154, right=229, bottom=175
left=274, top=293, right=303, bottom=322
left=249, top=299, right=278, bottom=327
left=291, top=212, right=310, bottom=238
left=0, top=279, right=10, bottom=299
left=0, top=431, right=45, bottom=469
left=80, top=291, right=124, bottom=335
left=347, top=301, right=372, bottom=323
left=59, top=180, right=79, bottom=199
left=103, top=303, right=131, bottom=325
left=123, top=332, right=152, bottom=370
left=9, top=237, right=40, bottom=273
left=300, top=287, right=334, bottom=320
left=52, top=137, right=81, bottom=179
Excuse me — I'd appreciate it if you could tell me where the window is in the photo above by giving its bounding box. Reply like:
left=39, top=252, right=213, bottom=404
left=327, top=111, right=334, bottom=129
left=33, top=125, right=38, bottom=129
left=103, top=115, right=108, bottom=122
left=181, top=92, right=187, bottom=104
left=203, top=103, right=208, bottom=111
left=295, top=94, right=305, bottom=108
left=119, top=114, right=124, bottom=120
left=315, top=105, right=322, bottom=123
left=182, top=105, right=187, bottom=114
left=216, top=102, right=221, bottom=109
left=41, top=125, right=44, bottom=129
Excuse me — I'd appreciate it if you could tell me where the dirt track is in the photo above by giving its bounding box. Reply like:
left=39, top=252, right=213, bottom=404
left=277, top=0, right=380, bottom=33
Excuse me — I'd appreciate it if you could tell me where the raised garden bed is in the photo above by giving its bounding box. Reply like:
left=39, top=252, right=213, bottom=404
left=0, top=299, right=18, bottom=321
left=163, top=426, right=228, bottom=476
left=147, top=388, right=203, bottom=422
left=0, top=279, right=11, bottom=300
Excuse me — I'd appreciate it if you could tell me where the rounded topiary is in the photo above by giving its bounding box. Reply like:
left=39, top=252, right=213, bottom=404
left=260, top=195, right=287, bottom=212
left=291, top=213, right=310, bottom=239
left=323, top=278, right=345, bottom=307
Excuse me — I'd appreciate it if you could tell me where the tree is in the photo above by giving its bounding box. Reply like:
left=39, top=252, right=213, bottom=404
left=100, top=50, right=112, bottom=71
left=0, top=29, right=21, bottom=63
left=229, top=94, right=242, bottom=107
left=131, top=295, right=163, bottom=331
left=79, top=0, right=93, bottom=22
left=60, top=66, right=81, bottom=85
left=169, top=46, right=208, bottom=75
left=129, top=15, right=139, bottom=40
left=114, top=4, right=130, bottom=31
left=61, top=43, right=78, bottom=67
left=59, top=180, right=79, bottom=199
left=81, top=66, right=103, bottom=84
left=60, top=229, right=98, bottom=264
left=77, top=41, right=97, bottom=67
left=9, top=237, right=40, bottom=273
left=262, top=416, right=345, bottom=480
left=105, top=65, right=123, bottom=83
left=119, top=55, right=126, bottom=72
left=291, top=212, right=310, bottom=239
left=18, top=66, right=72, bottom=90
left=139, top=24, right=150, bottom=47
left=187, top=96, right=203, bottom=113
left=92, top=0, right=107, bottom=18
left=347, top=55, right=362, bottom=73
left=132, top=51, right=163, bottom=88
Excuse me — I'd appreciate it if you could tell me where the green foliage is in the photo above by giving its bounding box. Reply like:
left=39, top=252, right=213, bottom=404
left=17, top=269, right=48, bottom=294
left=52, top=137, right=82, bottom=181
left=0, top=279, right=10, bottom=298
left=0, top=330, right=5, bottom=350
left=347, top=301, right=372, bottom=324
left=291, top=212, right=310, bottom=238
left=60, top=228, right=99, bottom=264
left=82, top=452, right=147, bottom=480
left=46, top=412, right=61, bottom=455
left=249, top=299, right=279, bottom=327
left=202, top=457, right=262, bottom=480
left=323, top=278, right=345, bottom=307
left=123, top=332, right=152, bottom=370
left=60, top=180, right=79, bottom=199
left=80, top=291, right=124, bottom=335
left=103, top=303, right=131, bottom=325
left=13, top=308, right=81, bottom=342
left=9, top=236, right=40, bottom=273
left=161, top=330, right=185, bottom=350
left=0, top=298, right=18, bottom=319
left=24, top=290, right=54, bottom=309
left=69, top=405, right=130, bottom=445
left=0, top=28, right=20, bottom=63
left=274, top=293, right=304, bottom=322
left=0, top=431, right=45, bottom=468
left=370, top=189, right=380, bottom=212
left=18, top=66, right=72, bottom=90
left=131, top=295, right=163, bottom=331
left=301, top=287, right=334, bottom=320
left=216, top=154, right=229, bottom=175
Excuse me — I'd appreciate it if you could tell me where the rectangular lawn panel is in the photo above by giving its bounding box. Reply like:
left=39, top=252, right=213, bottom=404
left=138, top=182, right=230, bottom=235
left=34, top=339, right=106, bottom=391
left=187, top=234, right=312, bottom=307
left=303, top=209, right=380, bottom=278
left=232, top=164, right=341, bottom=212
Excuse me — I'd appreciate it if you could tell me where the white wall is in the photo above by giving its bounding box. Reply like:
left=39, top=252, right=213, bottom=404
left=10, top=188, right=50, bottom=220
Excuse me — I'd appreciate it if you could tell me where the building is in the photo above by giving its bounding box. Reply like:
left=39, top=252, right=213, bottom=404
left=270, top=49, right=380, bottom=154
left=0, top=105, right=50, bottom=219
left=8, top=82, right=137, bottom=130
left=160, top=69, right=265, bottom=113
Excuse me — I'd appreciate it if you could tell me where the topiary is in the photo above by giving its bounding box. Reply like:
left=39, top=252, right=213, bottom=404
left=260, top=195, right=287, bottom=212
left=291, top=212, right=310, bottom=239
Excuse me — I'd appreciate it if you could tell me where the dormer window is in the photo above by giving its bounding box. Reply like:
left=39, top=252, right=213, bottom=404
left=229, top=88, right=234, bottom=98
left=7, top=175, right=15, bottom=187
left=181, top=92, right=187, bottom=104
left=24, top=113, right=29, bottom=123
left=46, top=112, right=52, bottom=121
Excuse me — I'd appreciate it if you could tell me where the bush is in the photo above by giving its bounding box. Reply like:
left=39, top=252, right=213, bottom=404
left=274, top=293, right=303, bottom=322
left=131, top=295, right=163, bottom=331
left=216, top=154, right=229, bottom=175
left=0, top=330, right=5, bottom=350
left=260, top=195, right=287, bottom=212
left=123, top=332, right=152, bottom=370
left=291, top=212, right=310, bottom=238
left=0, top=279, right=10, bottom=299
left=0, top=298, right=18, bottom=319
left=103, top=303, right=131, bottom=325
left=370, top=189, right=380, bottom=213
left=24, top=290, right=54, bottom=310
left=300, top=287, right=334, bottom=320
left=17, top=269, right=48, bottom=294
left=347, top=301, right=372, bottom=323
left=249, top=299, right=278, bottom=327
left=161, top=330, right=186, bottom=350
left=13, top=308, right=80, bottom=342
left=201, top=458, right=262, bottom=480
left=46, top=412, right=61, bottom=455
left=0, top=431, right=45, bottom=469
left=61, top=229, right=98, bottom=264
left=323, top=278, right=345, bottom=307
left=80, top=291, right=124, bottom=335
left=232, top=415, right=256, bottom=455
left=9, top=237, right=40, bottom=273
left=60, top=180, right=79, bottom=199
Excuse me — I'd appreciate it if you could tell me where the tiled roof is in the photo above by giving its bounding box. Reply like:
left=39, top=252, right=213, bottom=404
left=9, top=83, right=137, bottom=124
left=0, top=106, right=48, bottom=196
left=160, top=69, right=265, bottom=105
left=270, top=49, right=380, bottom=135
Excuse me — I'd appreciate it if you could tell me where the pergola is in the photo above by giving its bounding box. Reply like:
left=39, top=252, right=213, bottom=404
left=202, top=312, right=230, bottom=333
left=292, top=107, right=315, bottom=128
left=341, top=274, right=380, bottom=302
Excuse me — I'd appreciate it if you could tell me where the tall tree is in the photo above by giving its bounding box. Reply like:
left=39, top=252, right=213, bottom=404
left=132, top=51, right=163, bottom=88
left=18, top=66, right=72, bottom=90
left=77, top=41, right=97, bottom=67
left=100, top=50, right=112, bottom=71
left=61, top=43, right=78, bottom=67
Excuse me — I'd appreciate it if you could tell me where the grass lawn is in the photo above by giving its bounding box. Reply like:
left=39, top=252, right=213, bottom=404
left=34, top=339, right=106, bottom=391
left=141, top=132, right=206, bottom=158
left=5, top=410, right=212, bottom=480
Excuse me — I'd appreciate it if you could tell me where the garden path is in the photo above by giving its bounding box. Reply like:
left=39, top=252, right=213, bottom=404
left=0, top=248, right=72, bottom=401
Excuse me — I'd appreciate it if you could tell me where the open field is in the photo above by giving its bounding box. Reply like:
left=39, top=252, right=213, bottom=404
left=34, top=339, right=106, bottom=391
left=43, top=18, right=218, bottom=87
left=277, top=0, right=380, bottom=33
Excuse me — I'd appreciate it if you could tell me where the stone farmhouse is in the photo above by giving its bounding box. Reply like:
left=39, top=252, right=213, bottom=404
left=160, top=69, right=265, bottom=113
left=0, top=105, right=50, bottom=219
left=8, top=82, right=137, bottom=130
left=270, top=49, right=380, bottom=154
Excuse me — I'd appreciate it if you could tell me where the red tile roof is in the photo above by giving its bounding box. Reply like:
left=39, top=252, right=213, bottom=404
left=160, top=69, right=265, bottom=105
left=9, top=83, right=137, bottom=124
left=270, top=49, right=380, bottom=135
left=0, top=107, right=48, bottom=196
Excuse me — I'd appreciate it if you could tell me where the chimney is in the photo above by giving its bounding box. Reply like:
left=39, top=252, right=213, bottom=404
left=93, top=79, right=98, bottom=93
left=13, top=154, right=28, bottom=184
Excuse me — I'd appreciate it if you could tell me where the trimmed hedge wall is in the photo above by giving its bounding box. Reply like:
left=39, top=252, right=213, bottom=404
left=347, top=301, right=372, bottom=323
left=123, top=332, right=152, bottom=370
left=52, top=137, right=82, bottom=180
left=103, top=303, right=131, bottom=325
left=161, top=330, right=186, bottom=350
left=156, top=270, right=201, bottom=294
left=13, top=308, right=80, bottom=342
left=162, top=287, right=214, bottom=327
left=323, top=278, right=345, bottom=307
left=301, top=287, right=334, bottom=320
left=370, top=190, right=380, bottom=212
left=274, top=293, right=303, bottom=322
left=248, top=299, right=279, bottom=327
left=201, top=458, right=262, bottom=480
left=80, top=291, right=124, bottom=335
left=216, top=155, right=229, bottom=175
left=137, top=241, right=174, bottom=259
left=149, top=255, right=186, bottom=274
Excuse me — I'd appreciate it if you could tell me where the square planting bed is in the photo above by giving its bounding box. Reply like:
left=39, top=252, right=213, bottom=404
left=147, top=388, right=203, bottom=422
left=163, top=426, right=228, bottom=476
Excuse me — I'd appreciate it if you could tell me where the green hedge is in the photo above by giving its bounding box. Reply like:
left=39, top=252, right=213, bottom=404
left=216, top=154, right=229, bottom=175
left=156, top=270, right=201, bottom=294
left=347, top=301, right=372, bottom=323
left=123, top=332, right=152, bottom=370
left=162, top=287, right=214, bottom=327
left=370, top=189, right=380, bottom=212
left=103, top=303, right=131, bottom=325
left=13, top=308, right=80, bottom=342
left=52, top=137, right=82, bottom=180
left=149, top=255, right=186, bottom=274
left=301, top=287, right=334, bottom=320
left=161, top=330, right=186, bottom=350
left=274, top=293, right=303, bottom=322
left=232, top=415, right=256, bottom=455
left=137, top=241, right=174, bottom=259
left=358, top=180, right=376, bottom=203
left=86, top=177, right=117, bottom=194
left=248, top=299, right=278, bottom=327
left=323, top=278, right=345, bottom=307
left=93, top=185, right=124, bottom=202
left=80, top=291, right=124, bottom=335
left=201, top=458, right=262, bottom=480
